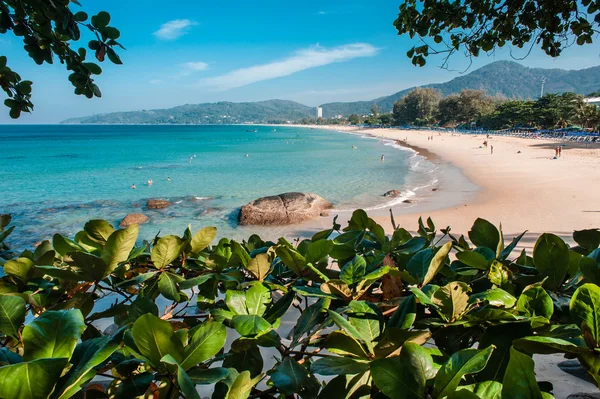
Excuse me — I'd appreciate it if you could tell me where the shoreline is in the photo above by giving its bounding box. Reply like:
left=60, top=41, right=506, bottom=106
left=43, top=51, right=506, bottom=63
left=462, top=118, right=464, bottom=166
left=283, top=124, right=600, bottom=249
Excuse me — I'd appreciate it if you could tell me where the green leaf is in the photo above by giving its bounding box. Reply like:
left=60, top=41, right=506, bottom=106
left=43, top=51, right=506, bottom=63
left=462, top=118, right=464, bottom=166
left=222, top=347, right=263, bottom=378
left=151, top=235, right=182, bottom=269
left=433, top=345, right=495, bottom=398
left=69, top=251, right=109, bottom=281
left=226, top=290, right=248, bottom=315
left=469, top=288, right=516, bottom=308
left=191, top=226, right=217, bottom=253
left=276, top=246, right=306, bottom=275
left=4, top=257, right=34, bottom=282
left=188, top=367, right=229, bottom=384
left=55, top=328, right=125, bottom=399
left=469, top=218, right=500, bottom=250
left=161, top=355, right=200, bottom=399
left=348, top=300, right=383, bottom=343
left=513, top=336, right=584, bottom=355
left=571, top=283, right=600, bottom=346
left=53, top=234, right=85, bottom=257
left=246, top=253, right=270, bottom=281
left=389, top=295, right=417, bottom=329
left=264, top=291, right=294, bottom=323
left=501, top=348, right=544, bottom=399
left=311, top=357, right=369, bottom=376
left=324, top=331, right=369, bottom=358
left=371, top=342, right=433, bottom=399
left=533, top=233, right=570, bottom=291
left=270, top=357, right=316, bottom=396
left=340, top=255, right=367, bottom=285
left=456, top=250, right=490, bottom=270
left=131, top=314, right=183, bottom=367
left=517, top=286, right=553, bottom=319
left=245, top=283, right=271, bottom=316
left=224, top=370, right=261, bottom=399
left=0, top=358, right=68, bottom=399
left=101, top=225, right=138, bottom=273
left=158, top=272, right=183, bottom=302
left=22, top=309, right=86, bottom=361
left=181, top=321, right=226, bottom=370
left=91, top=11, right=111, bottom=29
left=581, top=256, right=600, bottom=285
left=329, top=310, right=374, bottom=354
left=83, top=220, right=114, bottom=244
left=178, top=274, right=213, bottom=290
left=232, top=315, right=271, bottom=336
left=293, top=299, right=329, bottom=343
left=306, top=239, right=334, bottom=264
left=574, top=229, right=600, bottom=252
left=0, top=295, right=26, bottom=338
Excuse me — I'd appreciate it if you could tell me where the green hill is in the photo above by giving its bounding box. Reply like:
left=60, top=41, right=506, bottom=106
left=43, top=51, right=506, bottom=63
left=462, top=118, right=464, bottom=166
left=321, top=61, right=600, bottom=117
left=62, top=99, right=315, bottom=124
left=62, top=61, right=600, bottom=123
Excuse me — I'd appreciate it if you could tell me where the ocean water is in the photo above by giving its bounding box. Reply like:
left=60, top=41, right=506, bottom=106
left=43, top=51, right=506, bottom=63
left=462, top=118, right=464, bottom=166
left=0, top=125, right=438, bottom=247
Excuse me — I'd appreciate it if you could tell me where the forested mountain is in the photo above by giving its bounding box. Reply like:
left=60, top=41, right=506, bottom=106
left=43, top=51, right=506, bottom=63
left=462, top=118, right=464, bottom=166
left=321, top=61, right=600, bottom=117
left=62, top=61, right=600, bottom=124
left=62, top=99, right=315, bottom=124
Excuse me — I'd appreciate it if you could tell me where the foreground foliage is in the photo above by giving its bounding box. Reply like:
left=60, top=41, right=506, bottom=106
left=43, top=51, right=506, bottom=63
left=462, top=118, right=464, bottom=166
left=0, top=211, right=599, bottom=398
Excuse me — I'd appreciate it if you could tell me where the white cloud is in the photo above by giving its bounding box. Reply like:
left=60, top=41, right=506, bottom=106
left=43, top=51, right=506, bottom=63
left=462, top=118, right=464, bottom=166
left=182, top=61, right=209, bottom=72
left=154, top=19, right=198, bottom=40
left=199, top=43, right=379, bottom=91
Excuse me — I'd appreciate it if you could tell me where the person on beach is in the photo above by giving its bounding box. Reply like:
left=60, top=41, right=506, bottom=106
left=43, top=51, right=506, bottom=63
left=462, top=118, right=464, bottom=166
left=131, top=184, right=136, bottom=189
left=483, top=141, right=488, bottom=147
left=490, top=145, right=494, bottom=154
left=559, top=146, right=562, bottom=157
left=555, top=147, right=559, bottom=157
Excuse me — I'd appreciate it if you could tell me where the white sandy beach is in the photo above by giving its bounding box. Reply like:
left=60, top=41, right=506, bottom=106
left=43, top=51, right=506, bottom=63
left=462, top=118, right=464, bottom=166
left=294, top=125, right=600, bottom=249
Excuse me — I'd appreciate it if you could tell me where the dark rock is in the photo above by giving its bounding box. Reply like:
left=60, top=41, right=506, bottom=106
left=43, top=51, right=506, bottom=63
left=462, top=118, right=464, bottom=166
left=120, top=213, right=149, bottom=228
left=147, top=199, right=170, bottom=209
left=239, top=192, right=333, bottom=226
left=320, top=211, right=330, bottom=217
left=432, top=188, right=439, bottom=191
left=403, top=199, right=412, bottom=204
left=383, top=190, right=402, bottom=198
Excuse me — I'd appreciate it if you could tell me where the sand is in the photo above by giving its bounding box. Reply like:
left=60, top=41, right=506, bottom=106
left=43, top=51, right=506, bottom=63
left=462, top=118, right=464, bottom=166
left=297, top=125, right=600, bottom=250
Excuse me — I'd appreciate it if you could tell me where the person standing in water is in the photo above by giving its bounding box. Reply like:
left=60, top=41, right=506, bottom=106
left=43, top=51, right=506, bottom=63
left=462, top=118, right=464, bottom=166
left=131, top=184, right=136, bottom=189
left=381, top=154, right=385, bottom=162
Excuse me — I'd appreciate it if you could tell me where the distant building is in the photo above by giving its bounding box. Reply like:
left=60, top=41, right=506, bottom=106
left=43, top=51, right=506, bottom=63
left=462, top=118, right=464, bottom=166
left=316, top=106, right=323, bottom=119
left=585, top=97, right=600, bottom=107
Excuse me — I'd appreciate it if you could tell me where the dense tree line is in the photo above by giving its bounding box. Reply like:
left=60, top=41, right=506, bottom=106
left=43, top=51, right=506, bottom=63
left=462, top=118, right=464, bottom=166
left=392, top=88, right=600, bottom=130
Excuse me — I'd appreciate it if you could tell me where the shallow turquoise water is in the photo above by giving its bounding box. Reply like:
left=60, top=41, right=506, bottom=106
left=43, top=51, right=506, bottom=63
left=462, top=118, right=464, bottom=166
left=0, top=125, right=436, bottom=247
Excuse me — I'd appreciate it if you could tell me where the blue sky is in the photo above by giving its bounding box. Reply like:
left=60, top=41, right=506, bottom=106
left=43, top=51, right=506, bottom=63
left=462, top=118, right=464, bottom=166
left=2, top=0, right=600, bottom=123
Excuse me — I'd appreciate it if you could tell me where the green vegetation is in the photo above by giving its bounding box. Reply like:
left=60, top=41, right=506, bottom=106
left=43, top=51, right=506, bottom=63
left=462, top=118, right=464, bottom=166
left=1, top=211, right=599, bottom=398
left=394, top=88, right=600, bottom=130
left=0, top=2, right=123, bottom=118
left=395, top=0, right=600, bottom=67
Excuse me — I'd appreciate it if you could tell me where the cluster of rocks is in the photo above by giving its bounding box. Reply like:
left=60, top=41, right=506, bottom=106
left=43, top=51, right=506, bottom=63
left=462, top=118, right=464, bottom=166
left=119, top=199, right=169, bottom=228
left=238, top=192, right=332, bottom=226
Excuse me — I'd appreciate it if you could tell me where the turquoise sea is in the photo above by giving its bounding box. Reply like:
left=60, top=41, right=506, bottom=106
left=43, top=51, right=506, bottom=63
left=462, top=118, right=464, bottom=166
left=0, top=125, right=438, bottom=247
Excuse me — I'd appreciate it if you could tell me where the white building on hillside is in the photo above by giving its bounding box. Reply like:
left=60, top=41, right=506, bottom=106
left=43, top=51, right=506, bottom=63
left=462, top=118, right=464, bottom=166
left=316, top=106, right=323, bottom=119
left=585, top=97, right=600, bottom=107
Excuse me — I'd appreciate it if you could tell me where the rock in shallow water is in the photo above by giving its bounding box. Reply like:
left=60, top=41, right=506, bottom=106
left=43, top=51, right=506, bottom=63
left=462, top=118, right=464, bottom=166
left=147, top=199, right=170, bottom=209
left=120, top=213, right=149, bottom=228
left=239, top=192, right=332, bottom=226
left=383, top=189, right=402, bottom=198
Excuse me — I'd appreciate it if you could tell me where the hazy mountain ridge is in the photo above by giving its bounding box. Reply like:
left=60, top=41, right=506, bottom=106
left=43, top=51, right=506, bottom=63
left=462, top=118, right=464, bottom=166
left=62, top=61, right=600, bottom=124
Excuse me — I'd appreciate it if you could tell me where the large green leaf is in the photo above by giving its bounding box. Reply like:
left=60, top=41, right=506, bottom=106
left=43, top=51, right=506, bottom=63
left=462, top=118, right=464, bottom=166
left=22, top=309, right=86, bottom=361
left=271, top=357, right=318, bottom=396
left=324, top=331, right=369, bottom=358
left=276, top=246, right=306, bottom=275
left=340, top=255, right=367, bottom=285
left=329, top=310, right=374, bottom=354
left=188, top=367, right=230, bottom=384
left=311, top=357, right=369, bottom=376
left=191, top=226, right=217, bottom=253
left=246, top=253, right=271, bottom=281
left=305, top=239, right=334, bottom=264
left=517, top=286, right=553, bottom=319
left=158, top=272, right=183, bottom=302
left=389, top=295, right=417, bottom=329
left=52, top=234, right=85, bottom=257
left=83, top=219, right=115, bottom=244
left=131, top=313, right=183, bottom=367
left=469, top=288, right=516, bottom=308
left=292, top=299, right=329, bottom=343
left=501, top=347, right=544, bottom=399
left=513, top=336, right=584, bottom=355
left=101, top=225, right=138, bottom=273
left=581, top=256, right=600, bottom=285
left=570, top=283, right=600, bottom=346
left=226, top=290, right=248, bottom=315
left=0, top=358, right=68, bottom=399
left=69, top=251, right=109, bottom=281
left=245, top=283, right=271, bottom=316
left=222, top=347, right=263, bottom=378
left=180, top=321, right=226, bottom=370
left=231, top=315, right=271, bottom=336
left=224, top=370, right=262, bottom=399
left=3, top=257, right=34, bottom=282
left=151, top=235, right=183, bottom=269
left=0, top=295, right=26, bottom=338
left=456, top=250, right=490, bottom=270
left=348, top=300, right=383, bottom=343
left=55, top=327, right=125, bottom=399
left=533, top=233, right=570, bottom=291
left=406, top=248, right=435, bottom=285
left=371, top=342, right=434, bottom=399
left=433, top=345, right=495, bottom=398
left=469, top=218, right=500, bottom=250
left=574, top=229, right=600, bottom=252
